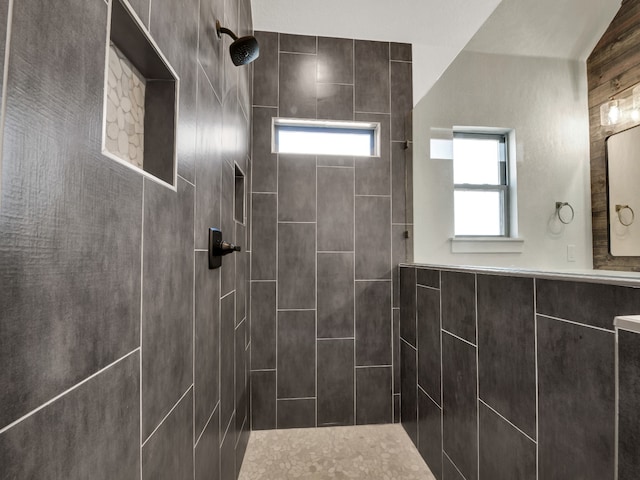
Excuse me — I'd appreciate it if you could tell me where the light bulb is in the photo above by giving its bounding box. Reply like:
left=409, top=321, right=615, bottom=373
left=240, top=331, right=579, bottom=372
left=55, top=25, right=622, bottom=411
left=601, top=100, right=621, bottom=126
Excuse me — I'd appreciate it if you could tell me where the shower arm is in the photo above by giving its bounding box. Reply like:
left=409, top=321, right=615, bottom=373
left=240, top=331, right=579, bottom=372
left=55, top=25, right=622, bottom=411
left=216, top=21, right=238, bottom=41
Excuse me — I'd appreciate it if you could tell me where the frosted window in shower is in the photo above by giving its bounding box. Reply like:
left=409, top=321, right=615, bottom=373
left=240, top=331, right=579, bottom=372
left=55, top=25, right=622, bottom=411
left=273, top=119, right=379, bottom=157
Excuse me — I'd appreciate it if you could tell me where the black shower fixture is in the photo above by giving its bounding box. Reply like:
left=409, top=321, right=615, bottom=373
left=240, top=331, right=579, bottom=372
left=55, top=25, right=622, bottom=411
left=216, top=20, right=260, bottom=66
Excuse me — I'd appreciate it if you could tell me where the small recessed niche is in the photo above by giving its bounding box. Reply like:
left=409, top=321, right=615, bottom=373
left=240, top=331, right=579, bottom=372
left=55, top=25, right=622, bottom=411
left=103, top=0, right=179, bottom=188
left=234, top=164, right=245, bottom=224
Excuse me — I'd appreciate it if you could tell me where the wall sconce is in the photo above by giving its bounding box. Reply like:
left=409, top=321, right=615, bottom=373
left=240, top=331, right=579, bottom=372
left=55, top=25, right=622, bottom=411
left=600, top=83, right=640, bottom=127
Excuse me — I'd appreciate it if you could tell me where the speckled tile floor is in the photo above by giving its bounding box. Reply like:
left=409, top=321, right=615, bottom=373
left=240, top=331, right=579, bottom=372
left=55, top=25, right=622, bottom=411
left=238, top=424, right=437, bottom=479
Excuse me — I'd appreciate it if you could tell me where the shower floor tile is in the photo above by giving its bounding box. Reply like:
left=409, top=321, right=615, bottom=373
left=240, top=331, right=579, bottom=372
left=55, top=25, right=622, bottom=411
left=238, top=424, right=436, bottom=479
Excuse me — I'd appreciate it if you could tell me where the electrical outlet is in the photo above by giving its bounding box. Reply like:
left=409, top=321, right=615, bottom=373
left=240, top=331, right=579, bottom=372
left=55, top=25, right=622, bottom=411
left=567, top=244, right=576, bottom=262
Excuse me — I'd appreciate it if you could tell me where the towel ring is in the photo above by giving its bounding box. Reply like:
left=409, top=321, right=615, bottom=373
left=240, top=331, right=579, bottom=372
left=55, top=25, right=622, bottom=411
left=616, top=204, right=635, bottom=227
left=555, top=202, right=574, bottom=225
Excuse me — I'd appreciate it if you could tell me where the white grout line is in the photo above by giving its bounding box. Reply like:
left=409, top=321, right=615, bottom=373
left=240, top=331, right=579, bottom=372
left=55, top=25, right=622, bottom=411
left=417, top=284, right=439, bottom=292
left=250, top=368, right=276, bottom=373
left=418, top=384, right=441, bottom=410
left=536, top=313, right=615, bottom=334
left=194, top=401, right=219, bottom=448
left=277, top=397, right=316, bottom=401
left=614, top=327, right=620, bottom=480
left=534, top=278, right=540, bottom=480
left=141, top=385, right=193, bottom=448
left=443, top=450, right=470, bottom=480
left=400, top=337, right=417, bottom=351
left=479, top=398, right=537, bottom=445
left=0, top=348, right=140, bottom=436
left=442, top=328, right=477, bottom=348
left=355, top=365, right=392, bottom=369
left=475, top=273, right=480, bottom=480
left=221, top=290, right=234, bottom=301
left=178, top=175, right=195, bottom=187
left=317, top=337, right=355, bottom=341
left=139, top=177, right=145, bottom=480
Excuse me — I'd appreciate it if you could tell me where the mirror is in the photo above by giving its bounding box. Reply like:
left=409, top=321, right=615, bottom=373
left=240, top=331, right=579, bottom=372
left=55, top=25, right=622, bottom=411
left=607, top=125, right=640, bottom=256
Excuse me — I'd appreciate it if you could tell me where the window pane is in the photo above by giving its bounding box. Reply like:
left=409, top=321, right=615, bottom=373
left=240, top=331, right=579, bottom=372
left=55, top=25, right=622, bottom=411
left=453, top=136, right=502, bottom=185
left=454, top=190, right=503, bottom=236
left=277, top=127, right=374, bottom=156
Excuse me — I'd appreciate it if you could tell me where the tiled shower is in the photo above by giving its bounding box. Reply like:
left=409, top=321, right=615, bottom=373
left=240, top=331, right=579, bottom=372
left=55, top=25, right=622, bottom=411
left=249, top=31, right=414, bottom=430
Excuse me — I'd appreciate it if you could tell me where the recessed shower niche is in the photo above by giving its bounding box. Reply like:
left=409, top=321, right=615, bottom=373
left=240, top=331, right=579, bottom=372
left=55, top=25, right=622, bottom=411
left=102, top=0, right=179, bottom=188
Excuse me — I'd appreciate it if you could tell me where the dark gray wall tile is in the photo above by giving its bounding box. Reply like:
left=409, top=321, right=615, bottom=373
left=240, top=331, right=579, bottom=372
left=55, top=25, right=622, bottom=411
left=0, top=353, right=139, bottom=480
left=317, top=253, right=355, bottom=338
left=220, top=420, right=236, bottom=480
left=392, top=226, right=411, bottom=307
left=253, top=31, right=279, bottom=107
left=149, top=0, right=199, bottom=182
left=418, top=285, right=441, bottom=405
left=279, top=53, right=317, bottom=119
left=277, top=311, right=316, bottom=398
left=142, top=389, right=194, bottom=480
left=220, top=156, right=236, bottom=296
left=195, top=407, right=220, bottom=480
left=417, top=269, right=439, bottom=288
left=317, top=167, right=354, bottom=252
left=142, top=178, right=194, bottom=440
left=195, top=65, right=223, bottom=249
left=318, top=339, right=355, bottom=426
left=441, top=272, right=476, bottom=344
left=280, top=33, right=317, bottom=53
left=355, top=281, right=392, bottom=366
left=318, top=37, right=354, bottom=84
left=619, top=330, right=640, bottom=480
left=536, top=279, right=640, bottom=330
left=477, top=275, right=536, bottom=439
left=317, top=155, right=354, bottom=167
left=394, top=309, right=401, bottom=394
left=443, top=455, right=466, bottom=480
left=354, top=40, right=390, bottom=113
left=317, top=83, right=354, bottom=120
left=537, top=316, right=615, bottom=480
left=251, top=193, right=277, bottom=280
left=236, top=224, right=247, bottom=325
left=278, top=154, right=316, bottom=222
left=394, top=394, right=401, bottom=424
left=127, top=0, right=150, bottom=26
left=355, top=113, right=391, bottom=195
left=277, top=399, right=316, bottom=429
left=251, top=370, right=276, bottom=431
left=220, top=292, right=235, bottom=434
left=0, top=0, right=142, bottom=428
left=0, top=0, right=6, bottom=96
left=442, top=333, right=478, bottom=480
left=235, top=421, right=250, bottom=479
left=400, top=267, right=417, bottom=346
left=392, top=141, right=413, bottom=224
left=400, top=342, right=418, bottom=444
left=195, top=251, right=220, bottom=439
left=250, top=281, right=276, bottom=369
left=356, top=367, right=393, bottom=425
left=252, top=107, right=278, bottom=193
left=479, top=403, right=536, bottom=480
left=390, top=43, right=412, bottom=61
left=235, top=320, right=248, bottom=439
left=391, top=61, right=413, bottom=142
left=198, top=0, right=224, bottom=100
left=278, top=223, right=316, bottom=309
left=418, top=390, right=443, bottom=480
left=355, top=196, right=391, bottom=280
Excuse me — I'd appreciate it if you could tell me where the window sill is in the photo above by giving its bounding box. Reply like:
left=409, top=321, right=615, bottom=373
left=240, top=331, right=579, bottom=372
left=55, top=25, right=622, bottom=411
left=450, top=237, right=525, bottom=254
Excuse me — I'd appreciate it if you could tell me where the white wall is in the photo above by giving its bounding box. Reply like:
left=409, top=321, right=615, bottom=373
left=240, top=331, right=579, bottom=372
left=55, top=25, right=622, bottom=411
left=413, top=51, right=593, bottom=269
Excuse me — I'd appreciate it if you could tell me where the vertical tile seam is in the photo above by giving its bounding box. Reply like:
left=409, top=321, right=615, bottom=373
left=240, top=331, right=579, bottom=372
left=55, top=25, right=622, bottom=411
left=0, top=0, right=15, bottom=206
left=387, top=42, right=394, bottom=424
left=275, top=30, right=280, bottom=427
left=475, top=273, right=479, bottom=480
left=614, top=325, right=619, bottom=480
left=439, top=269, right=444, bottom=462
left=353, top=104, right=357, bottom=423
left=140, top=178, right=145, bottom=480
left=534, top=279, right=540, bottom=480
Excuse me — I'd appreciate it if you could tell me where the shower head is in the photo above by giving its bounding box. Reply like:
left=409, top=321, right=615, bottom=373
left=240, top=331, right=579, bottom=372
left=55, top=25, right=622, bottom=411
left=216, top=21, right=260, bottom=66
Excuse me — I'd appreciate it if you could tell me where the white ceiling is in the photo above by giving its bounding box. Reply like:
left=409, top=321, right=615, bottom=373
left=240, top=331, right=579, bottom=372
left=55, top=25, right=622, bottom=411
left=250, top=0, right=623, bottom=103
left=464, top=0, right=622, bottom=60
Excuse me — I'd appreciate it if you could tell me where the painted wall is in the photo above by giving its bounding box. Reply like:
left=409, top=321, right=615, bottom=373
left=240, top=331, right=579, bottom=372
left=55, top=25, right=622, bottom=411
left=250, top=32, right=414, bottom=429
left=0, top=0, right=252, bottom=478
left=413, top=50, right=594, bottom=270
left=400, top=265, right=640, bottom=480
